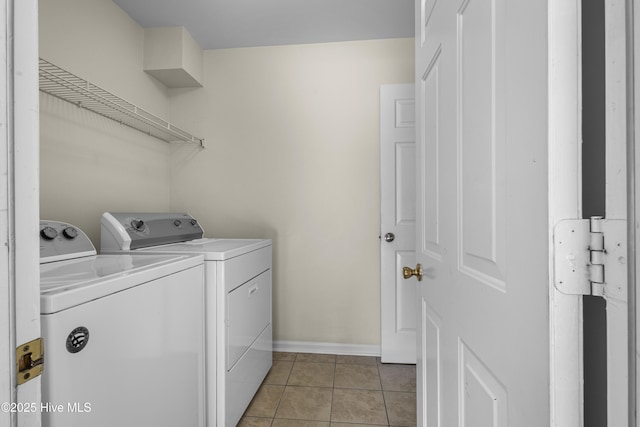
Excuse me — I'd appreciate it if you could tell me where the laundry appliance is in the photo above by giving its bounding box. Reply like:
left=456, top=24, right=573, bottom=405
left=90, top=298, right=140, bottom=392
left=39, top=220, right=206, bottom=427
left=100, top=212, right=272, bottom=427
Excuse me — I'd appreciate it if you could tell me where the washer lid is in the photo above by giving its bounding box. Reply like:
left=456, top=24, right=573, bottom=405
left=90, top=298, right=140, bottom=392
left=40, top=254, right=204, bottom=314
left=133, top=238, right=272, bottom=260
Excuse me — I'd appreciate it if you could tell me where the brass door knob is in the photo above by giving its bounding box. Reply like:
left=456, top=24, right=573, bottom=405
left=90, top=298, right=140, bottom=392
left=402, top=263, right=423, bottom=281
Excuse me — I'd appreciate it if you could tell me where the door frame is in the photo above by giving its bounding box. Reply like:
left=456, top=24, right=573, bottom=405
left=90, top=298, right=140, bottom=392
left=1, top=0, right=41, bottom=426
left=550, top=0, right=636, bottom=425
left=547, top=1, right=588, bottom=425
left=0, top=0, right=12, bottom=421
left=632, top=0, right=639, bottom=423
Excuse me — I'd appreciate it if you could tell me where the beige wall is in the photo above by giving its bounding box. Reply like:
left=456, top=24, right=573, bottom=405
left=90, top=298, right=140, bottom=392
left=39, top=0, right=173, bottom=243
left=169, top=39, right=414, bottom=345
left=39, top=0, right=414, bottom=347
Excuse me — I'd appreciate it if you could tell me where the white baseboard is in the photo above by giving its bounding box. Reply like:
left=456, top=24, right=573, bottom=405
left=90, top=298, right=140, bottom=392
left=273, top=340, right=381, bottom=357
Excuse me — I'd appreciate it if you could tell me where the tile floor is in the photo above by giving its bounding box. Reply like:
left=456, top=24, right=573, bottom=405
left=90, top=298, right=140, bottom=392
left=238, top=352, right=417, bottom=427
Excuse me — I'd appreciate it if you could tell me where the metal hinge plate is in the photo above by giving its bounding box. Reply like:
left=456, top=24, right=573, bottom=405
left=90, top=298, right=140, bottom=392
left=554, top=217, right=627, bottom=300
left=16, top=338, right=44, bottom=385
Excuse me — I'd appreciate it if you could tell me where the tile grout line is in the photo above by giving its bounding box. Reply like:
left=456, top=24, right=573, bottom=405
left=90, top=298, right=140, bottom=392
left=268, top=355, right=295, bottom=426
left=378, top=360, right=391, bottom=426
left=329, top=355, right=336, bottom=425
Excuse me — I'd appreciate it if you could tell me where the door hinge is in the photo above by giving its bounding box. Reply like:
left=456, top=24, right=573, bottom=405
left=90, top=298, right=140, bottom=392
left=554, top=217, right=627, bottom=300
left=16, top=338, right=44, bottom=385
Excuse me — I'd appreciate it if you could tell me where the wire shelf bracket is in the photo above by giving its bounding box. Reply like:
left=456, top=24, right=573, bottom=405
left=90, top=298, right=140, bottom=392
left=39, top=58, right=205, bottom=148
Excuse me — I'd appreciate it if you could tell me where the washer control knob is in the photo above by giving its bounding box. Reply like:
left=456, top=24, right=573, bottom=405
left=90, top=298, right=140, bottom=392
left=131, top=219, right=145, bottom=231
left=62, top=227, right=78, bottom=239
left=190, top=219, right=197, bottom=226
left=174, top=220, right=182, bottom=227
left=40, top=226, right=58, bottom=240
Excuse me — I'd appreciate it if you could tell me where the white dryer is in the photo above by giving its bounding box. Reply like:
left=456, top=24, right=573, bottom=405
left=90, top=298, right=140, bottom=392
left=39, top=220, right=206, bottom=427
left=100, top=212, right=273, bottom=427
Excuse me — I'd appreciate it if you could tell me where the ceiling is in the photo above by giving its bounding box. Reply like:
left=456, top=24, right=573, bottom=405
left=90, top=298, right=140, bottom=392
left=112, top=0, right=414, bottom=50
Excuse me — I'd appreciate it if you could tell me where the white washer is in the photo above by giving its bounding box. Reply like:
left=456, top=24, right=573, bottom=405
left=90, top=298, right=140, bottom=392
left=39, top=220, right=206, bottom=427
left=100, top=212, right=273, bottom=427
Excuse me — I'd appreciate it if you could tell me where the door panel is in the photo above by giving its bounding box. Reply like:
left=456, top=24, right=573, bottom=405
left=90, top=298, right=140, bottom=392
left=396, top=141, right=417, bottom=225
left=420, top=49, right=442, bottom=261
left=420, top=300, right=441, bottom=426
left=457, top=0, right=506, bottom=291
left=415, top=0, right=554, bottom=425
left=459, top=341, right=508, bottom=426
left=380, top=84, right=416, bottom=364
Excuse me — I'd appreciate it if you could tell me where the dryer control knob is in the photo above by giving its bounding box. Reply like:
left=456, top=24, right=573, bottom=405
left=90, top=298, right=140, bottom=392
left=190, top=219, right=197, bottom=226
left=63, top=227, right=78, bottom=239
left=131, top=219, right=145, bottom=231
left=40, top=226, right=58, bottom=240
left=174, top=220, right=182, bottom=227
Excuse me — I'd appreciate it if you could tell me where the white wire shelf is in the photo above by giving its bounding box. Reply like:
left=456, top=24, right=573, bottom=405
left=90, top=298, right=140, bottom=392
left=39, top=58, right=205, bottom=148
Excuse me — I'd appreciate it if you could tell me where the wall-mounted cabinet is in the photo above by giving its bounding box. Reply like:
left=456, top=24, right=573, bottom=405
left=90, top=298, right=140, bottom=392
left=143, top=27, right=204, bottom=88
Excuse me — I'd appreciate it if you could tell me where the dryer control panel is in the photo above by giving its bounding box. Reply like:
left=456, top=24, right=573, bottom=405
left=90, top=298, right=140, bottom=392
left=101, top=212, right=205, bottom=251
left=40, top=220, right=96, bottom=263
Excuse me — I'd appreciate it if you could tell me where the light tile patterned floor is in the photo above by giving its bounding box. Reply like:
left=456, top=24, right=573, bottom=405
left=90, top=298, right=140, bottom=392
left=238, top=352, right=417, bottom=427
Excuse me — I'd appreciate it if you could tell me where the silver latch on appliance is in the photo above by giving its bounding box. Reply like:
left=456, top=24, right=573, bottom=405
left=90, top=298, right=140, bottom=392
left=554, top=216, right=627, bottom=300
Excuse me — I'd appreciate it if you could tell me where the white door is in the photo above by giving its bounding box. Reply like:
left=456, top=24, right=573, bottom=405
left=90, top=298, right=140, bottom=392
left=380, top=83, right=416, bottom=364
left=413, top=1, right=583, bottom=425
left=0, top=1, right=41, bottom=426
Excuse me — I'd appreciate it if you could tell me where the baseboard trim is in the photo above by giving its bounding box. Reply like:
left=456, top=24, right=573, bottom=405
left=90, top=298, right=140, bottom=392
left=273, top=340, right=381, bottom=357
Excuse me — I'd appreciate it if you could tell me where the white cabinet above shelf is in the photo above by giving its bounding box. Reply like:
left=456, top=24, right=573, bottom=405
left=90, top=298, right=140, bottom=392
left=39, top=58, right=204, bottom=148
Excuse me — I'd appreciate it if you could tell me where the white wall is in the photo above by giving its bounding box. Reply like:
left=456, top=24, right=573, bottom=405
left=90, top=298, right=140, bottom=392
left=169, top=39, right=414, bottom=346
left=39, top=0, right=173, bottom=243
left=39, top=0, right=415, bottom=347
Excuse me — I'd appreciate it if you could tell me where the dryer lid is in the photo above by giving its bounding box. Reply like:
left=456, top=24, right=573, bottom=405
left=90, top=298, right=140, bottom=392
left=133, top=238, right=272, bottom=260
